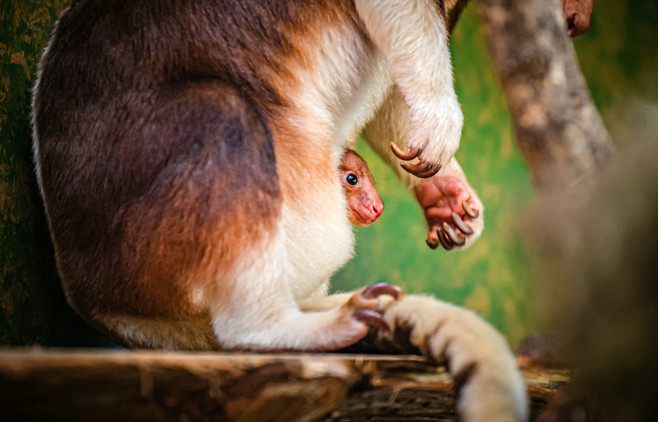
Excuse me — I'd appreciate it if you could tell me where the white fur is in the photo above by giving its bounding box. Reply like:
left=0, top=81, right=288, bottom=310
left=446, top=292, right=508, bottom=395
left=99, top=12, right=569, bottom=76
left=208, top=232, right=369, bottom=351
left=355, top=0, right=464, bottom=168
left=276, top=16, right=395, bottom=303
left=205, top=0, right=483, bottom=348
left=281, top=200, right=355, bottom=302
left=291, top=0, right=465, bottom=167
left=383, top=296, right=529, bottom=422
left=289, top=21, right=393, bottom=166
left=360, top=89, right=485, bottom=246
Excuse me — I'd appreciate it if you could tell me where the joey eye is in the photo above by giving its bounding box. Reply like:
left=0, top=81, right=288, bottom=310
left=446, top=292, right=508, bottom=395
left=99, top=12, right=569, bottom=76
left=346, top=173, right=358, bottom=186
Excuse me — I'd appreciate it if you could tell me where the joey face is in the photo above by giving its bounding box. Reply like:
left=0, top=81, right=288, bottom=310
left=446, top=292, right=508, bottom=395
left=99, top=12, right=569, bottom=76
left=339, top=150, right=384, bottom=227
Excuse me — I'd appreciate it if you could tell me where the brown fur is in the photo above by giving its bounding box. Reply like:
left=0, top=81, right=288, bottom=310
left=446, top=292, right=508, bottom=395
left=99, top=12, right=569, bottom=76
left=34, top=0, right=350, bottom=339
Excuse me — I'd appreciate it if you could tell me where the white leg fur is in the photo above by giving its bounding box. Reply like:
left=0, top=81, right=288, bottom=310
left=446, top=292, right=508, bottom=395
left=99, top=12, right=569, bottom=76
left=208, top=231, right=371, bottom=351
left=355, top=0, right=464, bottom=168
left=363, top=88, right=424, bottom=191
left=382, top=296, right=529, bottom=422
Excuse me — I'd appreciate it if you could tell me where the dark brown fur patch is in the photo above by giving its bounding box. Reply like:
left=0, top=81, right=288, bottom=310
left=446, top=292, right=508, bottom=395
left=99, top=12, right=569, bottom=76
left=32, top=0, right=386, bottom=347
left=453, top=361, right=478, bottom=399
left=34, top=1, right=350, bottom=324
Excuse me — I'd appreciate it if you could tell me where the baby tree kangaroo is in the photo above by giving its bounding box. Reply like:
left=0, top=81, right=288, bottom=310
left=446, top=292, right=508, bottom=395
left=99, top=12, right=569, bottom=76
left=339, top=149, right=384, bottom=227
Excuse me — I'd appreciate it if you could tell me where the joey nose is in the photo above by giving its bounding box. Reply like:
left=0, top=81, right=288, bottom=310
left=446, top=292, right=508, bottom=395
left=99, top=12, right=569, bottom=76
left=371, top=201, right=384, bottom=221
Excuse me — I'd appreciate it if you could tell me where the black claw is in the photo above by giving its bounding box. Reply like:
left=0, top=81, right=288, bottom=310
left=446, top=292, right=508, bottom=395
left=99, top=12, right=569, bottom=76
left=400, top=161, right=427, bottom=173
left=442, top=222, right=466, bottom=246
left=426, top=236, right=439, bottom=249
left=392, top=143, right=440, bottom=178
left=390, top=142, right=420, bottom=161
left=437, top=228, right=454, bottom=250
left=362, top=283, right=403, bottom=300
left=400, top=161, right=441, bottom=178
left=451, top=212, right=474, bottom=235
left=414, top=164, right=442, bottom=178
left=354, top=309, right=390, bottom=333
left=462, top=200, right=479, bottom=218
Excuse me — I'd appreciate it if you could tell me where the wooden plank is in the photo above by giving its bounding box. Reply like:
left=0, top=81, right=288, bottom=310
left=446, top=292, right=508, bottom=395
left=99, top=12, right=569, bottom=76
left=0, top=349, right=568, bottom=421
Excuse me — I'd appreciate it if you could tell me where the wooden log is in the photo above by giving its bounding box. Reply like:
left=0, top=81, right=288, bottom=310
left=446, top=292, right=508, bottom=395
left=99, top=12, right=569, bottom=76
left=0, top=350, right=356, bottom=422
left=0, top=349, right=568, bottom=421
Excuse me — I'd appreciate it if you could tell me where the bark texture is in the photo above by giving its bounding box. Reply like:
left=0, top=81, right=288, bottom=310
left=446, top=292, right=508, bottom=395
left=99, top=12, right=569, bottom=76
left=0, top=350, right=567, bottom=422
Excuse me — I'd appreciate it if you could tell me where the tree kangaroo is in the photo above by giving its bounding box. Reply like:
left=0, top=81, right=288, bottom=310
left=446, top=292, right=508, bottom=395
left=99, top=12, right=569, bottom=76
left=29, top=0, right=587, bottom=419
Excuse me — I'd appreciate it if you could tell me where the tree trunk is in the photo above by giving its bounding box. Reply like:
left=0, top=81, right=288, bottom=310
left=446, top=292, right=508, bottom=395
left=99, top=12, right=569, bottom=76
left=477, top=0, right=615, bottom=191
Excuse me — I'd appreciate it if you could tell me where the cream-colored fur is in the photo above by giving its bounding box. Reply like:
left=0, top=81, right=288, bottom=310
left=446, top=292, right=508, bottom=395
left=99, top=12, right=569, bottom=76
left=283, top=5, right=519, bottom=420
left=355, top=0, right=464, bottom=168
left=383, top=296, right=528, bottom=422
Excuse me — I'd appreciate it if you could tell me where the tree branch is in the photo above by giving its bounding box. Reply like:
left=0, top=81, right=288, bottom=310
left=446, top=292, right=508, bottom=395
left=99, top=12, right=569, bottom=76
left=477, top=0, right=614, bottom=191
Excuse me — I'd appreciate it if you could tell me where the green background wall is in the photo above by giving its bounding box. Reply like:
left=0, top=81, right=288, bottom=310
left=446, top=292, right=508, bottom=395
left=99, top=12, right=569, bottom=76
left=1, top=0, right=656, bottom=347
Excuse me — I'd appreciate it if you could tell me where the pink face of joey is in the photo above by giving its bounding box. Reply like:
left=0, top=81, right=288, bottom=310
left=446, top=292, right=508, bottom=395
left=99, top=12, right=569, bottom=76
left=339, top=150, right=384, bottom=227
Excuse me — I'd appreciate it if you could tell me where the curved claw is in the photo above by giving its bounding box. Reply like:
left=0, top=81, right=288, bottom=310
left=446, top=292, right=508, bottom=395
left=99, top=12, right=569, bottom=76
left=462, top=200, right=479, bottom=219
left=442, top=222, right=466, bottom=246
left=391, top=143, right=441, bottom=178
left=436, top=228, right=454, bottom=250
left=400, top=161, right=441, bottom=178
left=413, top=165, right=442, bottom=179
left=426, top=234, right=439, bottom=249
left=354, top=309, right=390, bottom=333
left=390, top=142, right=420, bottom=161
left=451, top=212, right=474, bottom=235
left=361, top=282, right=404, bottom=301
